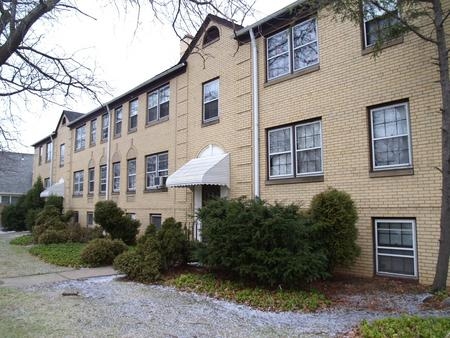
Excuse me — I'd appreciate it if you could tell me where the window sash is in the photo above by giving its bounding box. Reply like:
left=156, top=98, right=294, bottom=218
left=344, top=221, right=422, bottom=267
left=147, top=85, right=170, bottom=123
left=115, top=107, right=122, bottom=136
left=112, top=162, right=120, bottom=192
left=90, top=120, right=97, bottom=145
left=292, top=18, right=319, bottom=72
left=295, top=121, right=323, bottom=176
left=363, top=1, right=399, bottom=47
left=99, top=165, right=107, bottom=193
left=370, top=103, right=411, bottom=170
left=101, top=114, right=109, bottom=140
left=267, top=29, right=290, bottom=80
left=75, top=126, right=86, bottom=151
left=375, top=219, right=417, bottom=277
left=88, top=168, right=95, bottom=193
left=46, top=143, right=52, bottom=162
left=60, top=144, right=65, bottom=166
left=268, top=127, right=294, bottom=178
left=150, top=214, right=162, bottom=228
left=203, top=79, right=219, bottom=122
left=127, top=159, right=136, bottom=191
left=73, top=171, right=84, bottom=194
left=146, top=153, right=168, bottom=189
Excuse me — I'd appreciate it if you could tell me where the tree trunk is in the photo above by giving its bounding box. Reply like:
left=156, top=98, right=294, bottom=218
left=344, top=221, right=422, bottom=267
left=432, top=0, right=450, bottom=292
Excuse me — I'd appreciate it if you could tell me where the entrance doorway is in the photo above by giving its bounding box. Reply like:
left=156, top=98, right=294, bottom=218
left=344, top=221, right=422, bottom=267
left=202, top=185, right=221, bottom=207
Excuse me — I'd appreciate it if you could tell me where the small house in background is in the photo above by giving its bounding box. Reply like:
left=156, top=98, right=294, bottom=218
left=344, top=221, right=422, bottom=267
left=0, top=152, right=34, bottom=214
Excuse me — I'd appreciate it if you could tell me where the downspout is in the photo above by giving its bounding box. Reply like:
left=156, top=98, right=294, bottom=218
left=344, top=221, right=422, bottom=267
left=49, top=133, right=54, bottom=186
left=105, top=105, right=112, bottom=200
left=249, top=28, right=260, bottom=198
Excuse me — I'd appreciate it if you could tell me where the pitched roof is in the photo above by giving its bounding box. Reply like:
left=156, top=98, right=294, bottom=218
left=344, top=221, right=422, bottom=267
left=63, top=110, right=84, bottom=122
left=0, top=152, right=34, bottom=194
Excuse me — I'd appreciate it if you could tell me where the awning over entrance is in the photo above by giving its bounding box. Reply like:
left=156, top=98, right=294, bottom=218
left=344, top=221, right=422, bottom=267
left=40, top=178, right=64, bottom=197
left=166, top=154, right=230, bottom=188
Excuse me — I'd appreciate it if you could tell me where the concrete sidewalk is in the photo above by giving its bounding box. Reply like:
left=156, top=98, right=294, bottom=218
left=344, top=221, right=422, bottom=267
left=0, top=266, right=118, bottom=288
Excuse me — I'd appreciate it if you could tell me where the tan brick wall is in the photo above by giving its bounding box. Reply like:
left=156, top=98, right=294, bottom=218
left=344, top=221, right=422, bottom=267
left=257, top=10, right=443, bottom=284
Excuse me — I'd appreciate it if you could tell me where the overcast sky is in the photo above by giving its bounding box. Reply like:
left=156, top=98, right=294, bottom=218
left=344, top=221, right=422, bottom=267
left=15, top=0, right=294, bottom=153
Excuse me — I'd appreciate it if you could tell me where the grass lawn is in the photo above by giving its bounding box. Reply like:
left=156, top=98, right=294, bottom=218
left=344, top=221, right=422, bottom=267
left=29, top=243, right=86, bottom=268
left=359, top=316, right=450, bottom=338
left=164, top=272, right=330, bottom=312
left=9, top=234, right=33, bottom=246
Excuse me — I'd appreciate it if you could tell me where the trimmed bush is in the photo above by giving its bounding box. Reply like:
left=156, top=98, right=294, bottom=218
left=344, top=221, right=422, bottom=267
left=38, top=229, right=69, bottom=244
left=157, top=218, right=189, bottom=270
left=94, top=201, right=140, bottom=245
left=198, top=198, right=329, bottom=287
left=65, top=224, right=103, bottom=243
left=310, top=188, right=360, bottom=271
left=114, top=236, right=161, bottom=283
left=81, top=238, right=127, bottom=267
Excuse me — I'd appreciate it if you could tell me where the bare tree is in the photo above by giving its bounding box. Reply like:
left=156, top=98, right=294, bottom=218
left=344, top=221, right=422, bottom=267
left=310, top=0, right=450, bottom=290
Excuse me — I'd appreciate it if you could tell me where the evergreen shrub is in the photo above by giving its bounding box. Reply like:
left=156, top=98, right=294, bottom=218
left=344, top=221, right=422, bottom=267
left=81, top=238, right=128, bottom=267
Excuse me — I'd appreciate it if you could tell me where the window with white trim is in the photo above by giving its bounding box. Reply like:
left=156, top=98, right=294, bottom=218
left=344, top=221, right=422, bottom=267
left=268, top=120, right=323, bottom=179
left=129, top=99, right=138, bottom=131
left=88, top=167, right=95, bottom=194
left=73, top=170, right=84, bottom=196
left=375, top=219, right=417, bottom=278
left=101, top=113, right=109, bottom=141
left=127, top=159, right=136, bottom=192
left=90, top=119, right=97, bottom=146
left=99, top=165, right=107, bottom=194
left=59, top=144, right=65, bottom=167
left=112, top=162, right=120, bottom=192
left=370, top=102, right=412, bottom=170
left=75, top=125, right=86, bottom=151
left=203, top=79, right=219, bottom=122
left=267, top=17, right=319, bottom=81
left=147, top=85, right=170, bottom=123
left=145, top=152, right=168, bottom=189
left=363, top=1, right=399, bottom=48
left=114, top=107, right=122, bottom=136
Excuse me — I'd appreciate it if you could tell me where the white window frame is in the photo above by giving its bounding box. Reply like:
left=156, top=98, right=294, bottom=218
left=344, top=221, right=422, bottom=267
left=127, top=159, right=136, bottom=192
left=370, top=102, right=412, bottom=170
left=114, top=106, right=122, bottom=136
left=75, top=125, right=86, bottom=151
left=112, top=162, right=121, bottom=192
left=268, top=126, right=294, bottom=179
left=145, top=152, right=168, bottom=190
left=147, top=85, right=170, bottom=123
left=292, top=18, right=319, bottom=72
left=90, top=119, right=97, bottom=146
left=99, top=165, right=107, bottom=194
left=129, top=99, right=138, bottom=131
left=374, top=219, right=417, bottom=278
left=73, top=170, right=84, bottom=195
left=59, top=144, right=65, bottom=167
left=88, top=167, right=95, bottom=194
left=267, top=29, right=291, bottom=80
left=294, top=120, right=323, bottom=176
left=101, top=113, right=109, bottom=141
left=202, top=79, right=220, bottom=123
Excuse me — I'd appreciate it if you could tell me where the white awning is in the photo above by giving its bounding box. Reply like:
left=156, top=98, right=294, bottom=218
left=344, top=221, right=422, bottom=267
left=166, top=154, right=230, bottom=188
left=40, top=178, right=64, bottom=197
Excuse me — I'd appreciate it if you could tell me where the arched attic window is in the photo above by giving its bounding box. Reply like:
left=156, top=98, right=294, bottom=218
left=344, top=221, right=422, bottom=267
left=62, top=117, right=66, bottom=125
left=203, top=26, right=220, bottom=46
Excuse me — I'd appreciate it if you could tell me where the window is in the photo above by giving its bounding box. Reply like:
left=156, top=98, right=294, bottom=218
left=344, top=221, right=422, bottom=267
left=203, top=79, right=219, bottom=122
left=44, top=178, right=50, bottom=188
left=38, top=146, right=43, bottom=165
left=88, top=167, right=95, bottom=194
left=268, top=120, right=323, bottom=179
left=101, top=113, right=109, bottom=141
left=99, top=165, right=107, bottom=194
left=203, top=26, right=220, bottom=45
left=150, top=214, right=162, bottom=229
left=375, top=219, right=417, bottom=277
left=126, top=213, right=136, bottom=220
left=146, top=152, right=168, bottom=189
left=370, top=102, right=411, bottom=170
left=114, top=107, right=122, bottom=136
left=90, top=119, right=97, bottom=146
left=87, top=212, right=94, bottom=226
left=60, top=144, right=65, bottom=167
left=129, top=99, right=138, bottom=131
left=112, top=162, right=121, bottom=193
left=147, top=85, right=170, bottom=123
left=75, top=125, right=86, bottom=151
left=45, top=142, right=52, bottom=162
left=1, top=195, right=10, bottom=205
left=267, top=18, right=318, bottom=81
left=73, top=170, right=84, bottom=196
left=363, top=1, right=399, bottom=48
left=127, top=159, right=136, bottom=192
